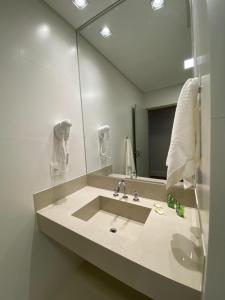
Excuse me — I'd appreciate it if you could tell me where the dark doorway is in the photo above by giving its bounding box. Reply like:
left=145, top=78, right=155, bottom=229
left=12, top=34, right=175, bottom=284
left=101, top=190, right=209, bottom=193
left=148, top=105, right=176, bottom=179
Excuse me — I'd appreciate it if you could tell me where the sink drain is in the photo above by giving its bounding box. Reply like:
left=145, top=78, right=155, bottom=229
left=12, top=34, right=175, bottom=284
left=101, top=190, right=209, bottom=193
left=110, top=228, right=117, bottom=233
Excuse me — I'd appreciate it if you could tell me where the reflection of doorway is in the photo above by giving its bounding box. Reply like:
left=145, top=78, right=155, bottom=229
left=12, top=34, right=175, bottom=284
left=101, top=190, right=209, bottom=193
left=133, top=105, right=149, bottom=177
left=148, top=106, right=176, bottom=179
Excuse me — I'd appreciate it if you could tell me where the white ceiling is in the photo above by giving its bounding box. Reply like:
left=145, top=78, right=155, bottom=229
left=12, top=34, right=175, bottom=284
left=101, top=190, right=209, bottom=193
left=43, top=0, right=118, bottom=29
left=80, top=0, right=192, bottom=92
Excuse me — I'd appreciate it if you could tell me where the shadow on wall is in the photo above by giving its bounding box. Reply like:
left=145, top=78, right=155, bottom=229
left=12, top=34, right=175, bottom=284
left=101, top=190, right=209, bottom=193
left=29, top=229, right=151, bottom=300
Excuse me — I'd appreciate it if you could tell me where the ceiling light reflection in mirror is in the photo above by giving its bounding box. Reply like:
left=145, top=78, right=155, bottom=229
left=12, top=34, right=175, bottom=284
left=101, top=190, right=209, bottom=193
left=72, top=0, right=88, bottom=10
left=184, top=58, right=194, bottom=69
left=151, top=0, right=165, bottom=11
left=100, top=26, right=112, bottom=38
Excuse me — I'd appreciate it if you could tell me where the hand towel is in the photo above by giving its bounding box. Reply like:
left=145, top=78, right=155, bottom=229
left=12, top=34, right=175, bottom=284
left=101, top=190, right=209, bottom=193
left=166, top=78, right=200, bottom=189
left=124, top=137, right=136, bottom=177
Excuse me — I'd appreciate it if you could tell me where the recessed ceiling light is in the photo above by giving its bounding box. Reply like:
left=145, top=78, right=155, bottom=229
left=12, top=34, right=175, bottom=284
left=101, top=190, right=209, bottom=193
left=72, top=0, right=88, bottom=10
left=184, top=58, right=194, bottom=69
left=37, top=24, right=50, bottom=38
left=100, top=26, right=112, bottom=38
left=151, top=0, right=165, bottom=11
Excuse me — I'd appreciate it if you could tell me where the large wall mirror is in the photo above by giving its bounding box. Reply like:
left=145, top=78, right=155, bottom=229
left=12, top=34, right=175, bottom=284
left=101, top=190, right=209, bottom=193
left=78, top=0, right=193, bottom=182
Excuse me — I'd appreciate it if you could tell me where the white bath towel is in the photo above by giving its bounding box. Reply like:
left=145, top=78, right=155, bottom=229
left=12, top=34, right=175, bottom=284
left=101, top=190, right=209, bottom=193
left=166, top=78, right=200, bottom=189
left=124, top=138, right=136, bottom=177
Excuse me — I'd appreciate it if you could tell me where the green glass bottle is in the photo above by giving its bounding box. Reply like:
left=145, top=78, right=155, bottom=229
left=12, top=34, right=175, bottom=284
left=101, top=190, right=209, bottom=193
left=176, top=202, right=184, bottom=218
left=167, top=193, right=176, bottom=209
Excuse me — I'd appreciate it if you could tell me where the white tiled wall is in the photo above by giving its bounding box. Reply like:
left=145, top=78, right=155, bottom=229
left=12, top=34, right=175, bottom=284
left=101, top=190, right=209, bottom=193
left=0, top=1, right=153, bottom=300
left=192, top=1, right=225, bottom=299
left=0, top=0, right=87, bottom=299
left=202, top=1, right=225, bottom=299
left=78, top=36, right=144, bottom=174
left=191, top=0, right=211, bottom=254
left=143, top=84, right=182, bottom=109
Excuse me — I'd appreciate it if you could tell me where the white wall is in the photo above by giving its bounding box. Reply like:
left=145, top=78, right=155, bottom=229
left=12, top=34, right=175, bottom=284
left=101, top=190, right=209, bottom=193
left=192, top=0, right=211, bottom=256
left=192, top=1, right=225, bottom=299
left=78, top=36, right=143, bottom=174
left=193, top=1, right=225, bottom=299
left=0, top=2, right=152, bottom=300
left=143, top=84, right=182, bottom=109
left=0, top=1, right=87, bottom=299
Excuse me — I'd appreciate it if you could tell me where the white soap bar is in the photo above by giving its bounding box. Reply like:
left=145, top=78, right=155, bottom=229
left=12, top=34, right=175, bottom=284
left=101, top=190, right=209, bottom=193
left=154, top=208, right=165, bottom=215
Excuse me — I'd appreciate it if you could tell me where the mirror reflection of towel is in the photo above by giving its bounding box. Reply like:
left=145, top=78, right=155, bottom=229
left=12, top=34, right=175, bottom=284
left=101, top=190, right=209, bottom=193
left=125, top=138, right=136, bottom=177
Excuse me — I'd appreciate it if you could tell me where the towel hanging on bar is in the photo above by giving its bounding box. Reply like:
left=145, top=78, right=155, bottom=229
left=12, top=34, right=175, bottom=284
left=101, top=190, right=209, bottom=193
left=166, top=78, right=200, bottom=189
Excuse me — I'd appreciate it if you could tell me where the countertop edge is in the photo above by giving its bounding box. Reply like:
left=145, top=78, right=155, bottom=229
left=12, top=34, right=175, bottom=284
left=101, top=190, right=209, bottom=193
left=37, top=212, right=201, bottom=300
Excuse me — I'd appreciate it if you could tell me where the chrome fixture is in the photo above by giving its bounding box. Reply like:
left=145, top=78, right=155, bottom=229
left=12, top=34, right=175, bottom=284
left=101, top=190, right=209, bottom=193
left=132, top=191, right=139, bottom=202
left=113, top=180, right=128, bottom=199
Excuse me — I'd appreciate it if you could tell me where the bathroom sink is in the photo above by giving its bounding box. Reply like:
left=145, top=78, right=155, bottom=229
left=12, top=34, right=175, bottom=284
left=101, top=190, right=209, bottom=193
left=37, top=186, right=202, bottom=299
left=72, top=196, right=151, bottom=240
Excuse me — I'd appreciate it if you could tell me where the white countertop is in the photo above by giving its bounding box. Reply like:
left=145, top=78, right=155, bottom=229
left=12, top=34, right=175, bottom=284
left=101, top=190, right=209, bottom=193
left=37, top=186, right=203, bottom=299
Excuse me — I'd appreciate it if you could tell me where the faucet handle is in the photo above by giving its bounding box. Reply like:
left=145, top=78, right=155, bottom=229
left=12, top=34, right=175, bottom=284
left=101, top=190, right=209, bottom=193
left=132, top=191, right=139, bottom=201
left=113, top=190, right=119, bottom=197
left=113, top=180, right=120, bottom=196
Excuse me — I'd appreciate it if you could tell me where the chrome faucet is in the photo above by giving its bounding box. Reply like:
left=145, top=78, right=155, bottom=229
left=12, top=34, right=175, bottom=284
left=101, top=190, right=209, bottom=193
left=132, top=191, right=139, bottom=201
left=113, top=179, right=128, bottom=199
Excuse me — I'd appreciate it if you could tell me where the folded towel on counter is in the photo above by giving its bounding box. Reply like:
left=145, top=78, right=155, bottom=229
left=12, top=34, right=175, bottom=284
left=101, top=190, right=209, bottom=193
left=124, top=137, right=136, bottom=177
left=166, top=78, right=200, bottom=189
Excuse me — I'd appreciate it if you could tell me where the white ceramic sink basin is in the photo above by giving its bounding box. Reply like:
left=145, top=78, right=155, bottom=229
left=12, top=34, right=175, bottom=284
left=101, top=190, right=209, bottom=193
left=72, top=196, right=151, bottom=240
